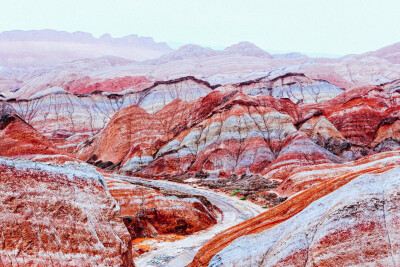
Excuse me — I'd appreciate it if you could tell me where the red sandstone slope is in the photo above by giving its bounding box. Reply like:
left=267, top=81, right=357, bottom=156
left=70, top=80, right=400, bottom=212
left=65, top=75, right=153, bottom=94
left=3, top=38, right=400, bottom=102
left=75, top=89, right=241, bottom=169
left=76, top=89, right=343, bottom=181
left=275, top=150, right=400, bottom=197
left=190, top=150, right=400, bottom=266
left=105, top=178, right=219, bottom=257
left=0, top=157, right=134, bottom=266
left=298, top=85, right=400, bottom=157
left=106, top=179, right=219, bottom=238
left=0, top=114, right=74, bottom=162
left=0, top=155, right=220, bottom=265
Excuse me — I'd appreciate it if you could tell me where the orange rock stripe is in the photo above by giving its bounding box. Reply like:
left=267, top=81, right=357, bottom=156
left=189, top=164, right=394, bottom=266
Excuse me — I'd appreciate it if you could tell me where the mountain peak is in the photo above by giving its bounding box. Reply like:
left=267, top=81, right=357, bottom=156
left=225, top=41, right=272, bottom=58
left=158, top=44, right=218, bottom=61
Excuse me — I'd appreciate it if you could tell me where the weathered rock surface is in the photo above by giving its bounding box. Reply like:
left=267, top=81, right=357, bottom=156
left=0, top=113, right=74, bottom=162
left=2, top=76, right=215, bottom=139
left=2, top=32, right=400, bottom=267
left=66, top=75, right=152, bottom=95
left=73, top=78, right=400, bottom=187
left=299, top=84, right=400, bottom=158
left=236, top=73, right=344, bottom=104
left=190, top=150, right=400, bottom=266
left=0, top=157, right=134, bottom=266
left=208, top=165, right=400, bottom=266
left=3, top=36, right=400, bottom=101
left=76, top=88, right=343, bottom=181
left=106, top=179, right=219, bottom=239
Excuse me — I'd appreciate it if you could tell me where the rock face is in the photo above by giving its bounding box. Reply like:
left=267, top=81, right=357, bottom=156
left=190, top=150, right=400, bottom=266
left=208, top=166, right=400, bottom=266
left=4, top=37, right=400, bottom=101
left=76, top=88, right=343, bottom=181
left=74, top=77, right=400, bottom=190
left=5, top=68, right=400, bottom=209
left=0, top=113, right=220, bottom=263
left=275, top=151, right=400, bottom=197
left=3, top=73, right=400, bottom=161
left=8, top=72, right=400, bottom=158
left=3, top=76, right=215, bottom=139
left=0, top=157, right=134, bottom=266
left=300, top=84, right=400, bottom=158
left=106, top=179, right=219, bottom=239
left=0, top=113, right=73, bottom=162
left=236, top=73, right=344, bottom=104
left=3, top=32, right=400, bottom=267
left=64, top=75, right=153, bottom=95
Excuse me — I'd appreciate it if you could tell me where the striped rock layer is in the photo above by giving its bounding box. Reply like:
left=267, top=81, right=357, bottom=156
left=190, top=150, right=400, bottom=266
left=0, top=157, right=134, bottom=266
left=76, top=79, right=400, bottom=182
left=76, top=89, right=344, bottom=180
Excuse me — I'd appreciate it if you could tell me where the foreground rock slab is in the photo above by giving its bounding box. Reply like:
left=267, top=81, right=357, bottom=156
left=0, top=157, right=134, bottom=266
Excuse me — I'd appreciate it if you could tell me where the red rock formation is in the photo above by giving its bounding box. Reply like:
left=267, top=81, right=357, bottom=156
left=76, top=89, right=241, bottom=170
left=4, top=34, right=400, bottom=267
left=78, top=89, right=340, bottom=179
left=371, top=118, right=400, bottom=151
left=276, top=150, right=400, bottom=197
left=0, top=157, right=134, bottom=266
left=260, top=131, right=343, bottom=181
left=0, top=112, right=220, bottom=264
left=190, top=150, right=400, bottom=266
left=299, top=114, right=347, bottom=155
left=5, top=73, right=400, bottom=157
left=4, top=76, right=214, bottom=139
left=236, top=73, right=344, bottom=104
left=299, top=85, right=400, bottom=158
left=0, top=114, right=73, bottom=162
left=66, top=75, right=152, bottom=94
left=105, top=179, right=219, bottom=239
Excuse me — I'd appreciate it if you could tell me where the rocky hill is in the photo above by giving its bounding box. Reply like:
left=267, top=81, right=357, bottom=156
left=2, top=31, right=400, bottom=266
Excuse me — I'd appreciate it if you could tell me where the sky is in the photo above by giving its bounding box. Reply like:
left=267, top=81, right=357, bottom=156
left=1, top=0, right=400, bottom=56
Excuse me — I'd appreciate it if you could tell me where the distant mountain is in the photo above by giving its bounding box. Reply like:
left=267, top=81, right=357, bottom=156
left=359, top=42, right=400, bottom=64
left=272, top=52, right=309, bottom=60
left=154, top=44, right=219, bottom=62
left=0, top=30, right=173, bottom=69
left=154, top=41, right=273, bottom=62
left=224, top=41, right=272, bottom=58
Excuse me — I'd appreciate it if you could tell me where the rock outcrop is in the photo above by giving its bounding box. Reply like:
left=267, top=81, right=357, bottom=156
left=73, top=78, right=400, bottom=186
left=0, top=113, right=74, bottom=162
left=236, top=73, right=344, bottom=104
left=77, top=88, right=343, bottom=184
left=208, top=165, right=400, bottom=266
left=3, top=31, right=400, bottom=267
left=106, top=179, right=219, bottom=239
left=3, top=76, right=215, bottom=139
left=190, top=150, right=400, bottom=266
left=0, top=157, right=134, bottom=266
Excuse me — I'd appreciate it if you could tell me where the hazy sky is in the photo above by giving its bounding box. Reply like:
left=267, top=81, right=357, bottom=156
left=1, top=0, right=400, bottom=56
